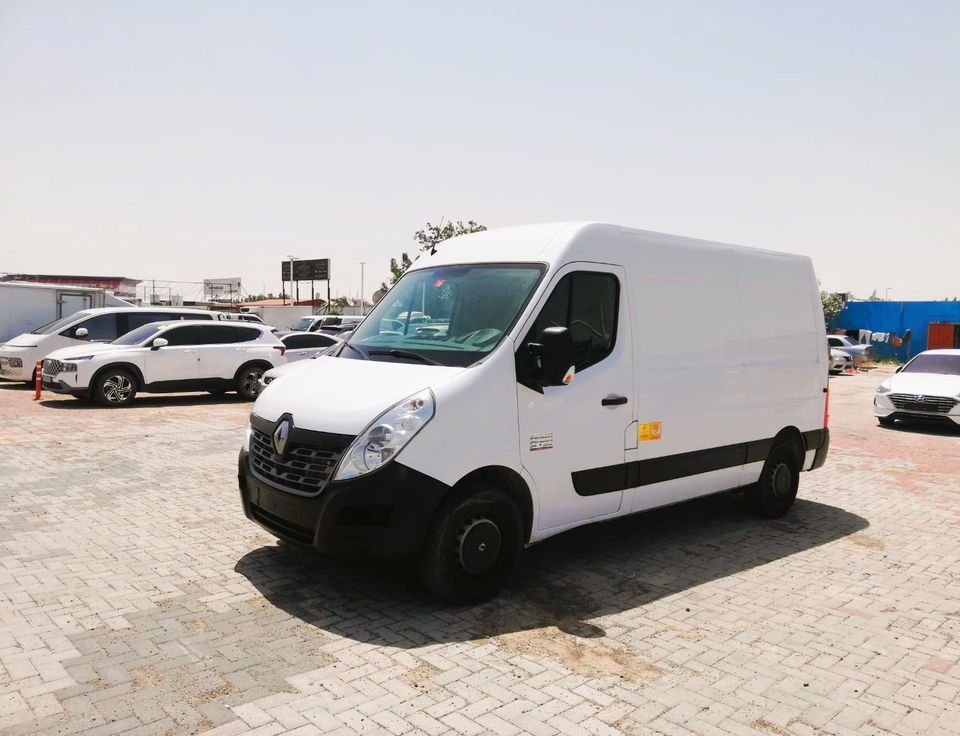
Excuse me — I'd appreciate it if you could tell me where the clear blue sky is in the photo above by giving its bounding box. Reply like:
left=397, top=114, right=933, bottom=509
left=1, top=1, right=957, bottom=301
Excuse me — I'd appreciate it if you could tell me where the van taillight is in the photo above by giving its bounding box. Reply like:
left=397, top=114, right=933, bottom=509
left=823, top=384, right=830, bottom=427
left=274, top=345, right=286, bottom=356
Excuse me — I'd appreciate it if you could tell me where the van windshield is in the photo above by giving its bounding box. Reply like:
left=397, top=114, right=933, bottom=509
left=342, top=264, right=545, bottom=367
left=30, top=312, right=90, bottom=335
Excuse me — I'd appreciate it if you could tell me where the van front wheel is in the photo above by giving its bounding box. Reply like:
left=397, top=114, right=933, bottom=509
left=419, top=485, right=523, bottom=605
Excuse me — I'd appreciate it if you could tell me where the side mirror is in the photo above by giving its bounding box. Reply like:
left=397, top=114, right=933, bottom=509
left=74, top=327, right=89, bottom=339
left=529, top=326, right=575, bottom=387
left=151, top=337, right=169, bottom=350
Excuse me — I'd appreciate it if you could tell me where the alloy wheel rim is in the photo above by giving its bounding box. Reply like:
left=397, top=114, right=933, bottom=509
left=103, top=375, right=132, bottom=403
left=241, top=370, right=263, bottom=396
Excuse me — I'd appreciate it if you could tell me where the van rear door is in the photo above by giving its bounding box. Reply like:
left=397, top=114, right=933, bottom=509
left=516, top=264, right=634, bottom=531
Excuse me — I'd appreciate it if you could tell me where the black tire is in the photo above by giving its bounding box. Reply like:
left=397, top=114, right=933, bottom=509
left=235, top=364, right=267, bottom=401
left=745, top=443, right=800, bottom=518
left=877, top=415, right=896, bottom=427
left=418, top=485, right=523, bottom=605
left=92, top=368, right=137, bottom=407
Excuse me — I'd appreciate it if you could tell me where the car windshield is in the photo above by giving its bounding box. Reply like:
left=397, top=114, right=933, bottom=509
left=290, top=317, right=315, bottom=331
left=901, top=354, right=960, bottom=375
left=111, top=323, right=162, bottom=346
left=30, top=313, right=89, bottom=335
left=341, top=264, right=545, bottom=368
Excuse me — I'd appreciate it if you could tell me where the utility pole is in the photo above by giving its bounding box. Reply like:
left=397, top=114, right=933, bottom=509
left=359, top=262, right=366, bottom=315
left=286, top=255, right=298, bottom=306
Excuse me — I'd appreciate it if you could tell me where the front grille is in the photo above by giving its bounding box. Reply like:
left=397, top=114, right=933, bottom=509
left=889, top=393, right=957, bottom=414
left=42, top=359, right=64, bottom=375
left=249, top=427, right=348, bottom=495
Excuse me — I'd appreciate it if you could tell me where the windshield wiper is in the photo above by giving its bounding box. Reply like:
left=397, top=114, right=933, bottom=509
left=367, top=349, right=442, bottom=366
left=340, top=342, right=369, bottom=360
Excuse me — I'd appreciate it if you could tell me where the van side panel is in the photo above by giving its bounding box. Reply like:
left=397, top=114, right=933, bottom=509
left=733, top=251, right=824, bottom=484
left=624, top=233, right=747, bottom=514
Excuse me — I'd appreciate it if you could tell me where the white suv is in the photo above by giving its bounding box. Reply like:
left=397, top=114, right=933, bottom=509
left=41, top=321, right=286, bottom=407
left=0, top=307, right=225, bottom=384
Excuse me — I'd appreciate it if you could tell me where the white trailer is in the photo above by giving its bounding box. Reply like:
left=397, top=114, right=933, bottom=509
left=0, top=281, right=119, bottom=343
left=239, top=305, right=317, bottom=330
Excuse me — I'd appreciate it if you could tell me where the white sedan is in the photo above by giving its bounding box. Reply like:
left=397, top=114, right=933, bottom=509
left=874, top=350, right=960, bottom=427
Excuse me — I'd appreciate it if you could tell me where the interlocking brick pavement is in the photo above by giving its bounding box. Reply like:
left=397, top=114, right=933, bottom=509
left=0, top=370, right=958, bottom=735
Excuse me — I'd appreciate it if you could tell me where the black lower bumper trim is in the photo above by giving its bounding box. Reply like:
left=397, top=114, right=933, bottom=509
left=239, top=449, right=450, bottom=559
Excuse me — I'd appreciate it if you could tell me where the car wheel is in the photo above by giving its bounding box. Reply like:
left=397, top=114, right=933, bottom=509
left=877, top=416, right=896, bottom=427
left=745, top=443, right=800, bottom=518
left=236, top=365, right=266, bottom=401
left=418, top=485, right=523, bottom=605
left=93, top=368, right=137, bottom=407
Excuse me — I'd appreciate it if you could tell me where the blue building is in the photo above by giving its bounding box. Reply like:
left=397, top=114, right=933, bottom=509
left=833, top=301, right=960, bottom=361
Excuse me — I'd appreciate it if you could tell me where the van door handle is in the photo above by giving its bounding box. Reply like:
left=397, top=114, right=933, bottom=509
left=602, top=395, right=628, bottom=406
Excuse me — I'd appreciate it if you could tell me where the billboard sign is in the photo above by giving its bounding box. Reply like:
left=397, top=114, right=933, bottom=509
left=281, top=258, right=330, bottom=281
left=204, top=278, right=242, bottom=298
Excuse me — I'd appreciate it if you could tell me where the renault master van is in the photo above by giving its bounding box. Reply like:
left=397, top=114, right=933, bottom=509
left=239, top=223, right=830, bottom=603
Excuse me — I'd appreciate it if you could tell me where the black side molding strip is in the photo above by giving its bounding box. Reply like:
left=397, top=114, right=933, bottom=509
left=572, top=432, right=825, bottom=497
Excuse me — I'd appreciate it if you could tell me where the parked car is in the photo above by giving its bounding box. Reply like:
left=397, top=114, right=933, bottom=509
left=40, top=321, right=286, bottom=407
left=238, top=222, right=830, bottom=604
left=316, top=315, right=363, bottom=336
left=223, top=313, right=267, bottom=325
left=829, top=347, right=853, bottom=374
left=0, top=307, right=225, bottom=385
left=827, top=335, right=873, bottom=365
left=288, top=315, right=326, bottom=333
left=280, top=332, right=342, bottom=362
left=874, top=350, right=960, bottom=427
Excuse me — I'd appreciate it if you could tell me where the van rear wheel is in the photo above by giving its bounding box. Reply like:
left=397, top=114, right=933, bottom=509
left=419, top=485, right=523, bottom=605
left=745, top=443, right=800, bottom=518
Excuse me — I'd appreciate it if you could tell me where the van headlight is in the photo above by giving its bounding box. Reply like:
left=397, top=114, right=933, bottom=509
left=333, top=389, right=435, bottom=481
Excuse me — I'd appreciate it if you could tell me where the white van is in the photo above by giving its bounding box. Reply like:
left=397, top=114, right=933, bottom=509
left=0, top=307, right=224, bottom=383
left=239, top=223, right=830, bottom=603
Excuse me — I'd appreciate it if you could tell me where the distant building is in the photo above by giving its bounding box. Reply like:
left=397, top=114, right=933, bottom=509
left=834, top=301, right=960, bottom=359
left=0, top=274, right=141, bottom=300
left=237, top=298, right=327, bottom=308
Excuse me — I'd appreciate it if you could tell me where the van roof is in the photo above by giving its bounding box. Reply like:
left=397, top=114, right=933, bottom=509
left=70, top=306, right=217, bottom=317
left=406, top=222, right=807, bottom=271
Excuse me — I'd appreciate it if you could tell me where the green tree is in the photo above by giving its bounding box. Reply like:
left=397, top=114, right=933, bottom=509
left=820, top=291, right=845, bottom=326
left=380, top=220, right=487, bottom=291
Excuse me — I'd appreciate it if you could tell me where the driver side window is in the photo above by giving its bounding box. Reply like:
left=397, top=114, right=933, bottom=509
left=529, top=272, right=619, bottom=372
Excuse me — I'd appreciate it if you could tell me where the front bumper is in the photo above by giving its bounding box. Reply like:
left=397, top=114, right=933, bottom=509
left=873, top=394, right=960, bottom=424
left=0, top=361, right=31, bottom=381
left=41, top=376, right=86, bottom=396
left=239, top=449, right=450, bottom=559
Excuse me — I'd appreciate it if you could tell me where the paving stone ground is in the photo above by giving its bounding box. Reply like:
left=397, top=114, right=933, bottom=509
left=0, top=368, right=958, bottom=736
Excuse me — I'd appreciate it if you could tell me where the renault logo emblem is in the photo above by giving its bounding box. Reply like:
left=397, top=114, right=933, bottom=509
left=273, top=419, right=291, bottom=456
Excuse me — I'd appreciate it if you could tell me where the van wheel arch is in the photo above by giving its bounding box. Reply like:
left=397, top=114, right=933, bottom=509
left=771, top=426, right=805, bottom=467
left=452, top=466, right=534, bottom=544
left=89, top=363, right=145, bottom=394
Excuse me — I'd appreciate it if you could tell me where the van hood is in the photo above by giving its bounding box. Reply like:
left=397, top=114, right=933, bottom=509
left=883, top=372, right=960, bottom=397
left=44, top=343, right=138, bottom=361
left=252, top=356, right=463, bottom=435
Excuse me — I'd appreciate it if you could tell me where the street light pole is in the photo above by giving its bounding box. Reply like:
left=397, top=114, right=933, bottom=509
left=286, top=255, right=298, bottom=306
left=359, top=262, right=366, bottom=316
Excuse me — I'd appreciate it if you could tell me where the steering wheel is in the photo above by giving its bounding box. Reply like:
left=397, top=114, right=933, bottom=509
left=452, top=328, right=502, bottom=347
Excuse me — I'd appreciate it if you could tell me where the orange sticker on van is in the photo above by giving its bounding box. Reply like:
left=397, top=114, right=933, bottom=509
left=638, top=421, right=662, bottom=442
